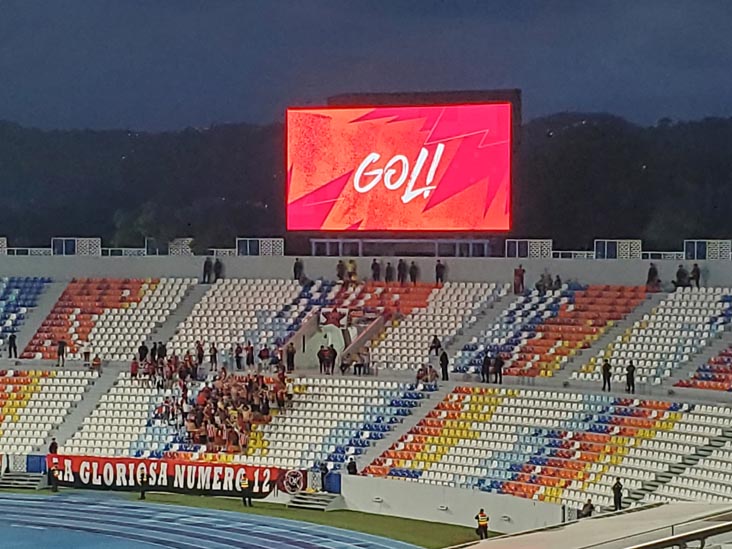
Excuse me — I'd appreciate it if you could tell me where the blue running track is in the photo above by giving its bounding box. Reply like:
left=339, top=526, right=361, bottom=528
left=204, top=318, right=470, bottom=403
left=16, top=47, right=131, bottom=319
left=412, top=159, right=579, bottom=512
left=0, top=493, right=422, bottom=549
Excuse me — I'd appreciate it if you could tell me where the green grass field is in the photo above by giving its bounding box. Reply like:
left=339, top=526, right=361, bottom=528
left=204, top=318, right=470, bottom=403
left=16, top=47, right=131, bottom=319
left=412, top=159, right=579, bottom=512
left=132, top=492, right=481, bottom=548
left=0, top=488, right=485, bottom=548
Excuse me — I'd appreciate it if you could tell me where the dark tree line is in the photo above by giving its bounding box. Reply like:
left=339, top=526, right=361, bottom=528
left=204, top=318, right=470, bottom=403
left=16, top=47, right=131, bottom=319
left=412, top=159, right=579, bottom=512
left=1, top=113, right=731, bottom=251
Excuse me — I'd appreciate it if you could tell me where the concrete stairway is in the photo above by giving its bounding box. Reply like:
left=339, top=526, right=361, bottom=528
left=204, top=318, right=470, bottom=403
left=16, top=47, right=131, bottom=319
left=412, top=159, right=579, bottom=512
left=557, top=292, right=669, bottom=384
left=662, top=325, right=732, bottom=390
left=0, top=472, right=46, bottom=490
left=148, top=283, right=209, bottom=346
left=439, top=294, right=521, bottom=364
left=625, top=426, right=732, bottom=507
left=11, top=281, right=67, bottom=358
left=287, top=491, right=344, bottom=511
left=354, top=381, right=453, bottom=471
left=47, top=364, right=123, bottom=447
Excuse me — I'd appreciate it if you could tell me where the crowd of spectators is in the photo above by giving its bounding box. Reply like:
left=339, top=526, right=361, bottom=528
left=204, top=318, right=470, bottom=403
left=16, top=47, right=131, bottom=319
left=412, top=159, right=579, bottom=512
left=143, top=348, right=294, bottom=454
left=646, top=262, right=702, bottom=291
left=132, top=330, right=301, bottom=455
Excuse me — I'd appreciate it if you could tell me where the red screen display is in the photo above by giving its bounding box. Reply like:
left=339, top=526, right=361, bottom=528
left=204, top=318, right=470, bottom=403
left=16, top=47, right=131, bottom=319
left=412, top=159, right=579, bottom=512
left=286, top=104, right=511, bottom=231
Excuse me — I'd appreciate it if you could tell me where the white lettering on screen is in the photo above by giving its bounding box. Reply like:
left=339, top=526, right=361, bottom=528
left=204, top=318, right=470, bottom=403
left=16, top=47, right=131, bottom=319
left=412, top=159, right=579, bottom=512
left=353, top=143, right=445, bottom=204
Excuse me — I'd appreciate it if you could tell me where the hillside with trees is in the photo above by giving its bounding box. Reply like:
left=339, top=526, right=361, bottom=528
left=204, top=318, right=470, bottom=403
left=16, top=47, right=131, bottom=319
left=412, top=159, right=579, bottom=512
left=1, top=114, right=732, bottom=251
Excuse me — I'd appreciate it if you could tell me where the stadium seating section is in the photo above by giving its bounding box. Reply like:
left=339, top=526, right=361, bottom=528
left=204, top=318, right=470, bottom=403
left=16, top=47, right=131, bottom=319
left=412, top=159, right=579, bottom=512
left=578, top=287, right=732, bottom=385
left=453, top=285, right=647, bottom=377
left=168, top=278, right=304, bottom=357
left=0, top=369, right=95, bottom=455
left=60, top=371, right=194, bottom=457
left=0, top=277, right=50, bottom=347
left=246, top=377, right=437, bottom=470
left=371, top=282, right=510, bottom=370
left=364, top=386, right=731, bottom=509
left=12, top=271, right=732, bottom=515
left=651, top=440, right=732, bottom=503
left=675, top=345, right=732, bottom=391
left=23, top=278, right=194, bottom=361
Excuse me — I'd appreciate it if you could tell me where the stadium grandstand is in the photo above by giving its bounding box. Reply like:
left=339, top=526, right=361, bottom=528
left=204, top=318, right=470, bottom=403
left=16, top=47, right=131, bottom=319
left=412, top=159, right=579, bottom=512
left=2, top=242, right=732, bottom=548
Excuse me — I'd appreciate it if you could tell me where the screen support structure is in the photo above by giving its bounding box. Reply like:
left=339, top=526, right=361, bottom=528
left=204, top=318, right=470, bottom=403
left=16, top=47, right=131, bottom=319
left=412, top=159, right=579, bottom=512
left=310, top=238, right=494, bottom=258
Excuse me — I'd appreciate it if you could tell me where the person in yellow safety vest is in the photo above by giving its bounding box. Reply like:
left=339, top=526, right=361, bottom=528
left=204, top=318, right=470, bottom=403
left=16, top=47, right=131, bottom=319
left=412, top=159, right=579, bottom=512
left=475, top=508, right=489, bottom=539
left=138, top=469, right=148, bottom=501
left=240, top=475, right=252, bottom=507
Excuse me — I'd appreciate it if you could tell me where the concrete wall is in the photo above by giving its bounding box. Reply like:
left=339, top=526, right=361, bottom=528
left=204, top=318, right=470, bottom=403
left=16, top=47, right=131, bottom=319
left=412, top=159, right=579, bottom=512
left=0, top=256, right=725, bottom=286
left=341, top=475, right=563, bottom=533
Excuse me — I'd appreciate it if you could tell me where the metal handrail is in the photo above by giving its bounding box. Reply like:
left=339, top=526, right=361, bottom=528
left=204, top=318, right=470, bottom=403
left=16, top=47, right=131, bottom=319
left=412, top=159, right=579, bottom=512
left=624, top=520, right=732, bottom=549
left=446, top=503, right=732, bottom=549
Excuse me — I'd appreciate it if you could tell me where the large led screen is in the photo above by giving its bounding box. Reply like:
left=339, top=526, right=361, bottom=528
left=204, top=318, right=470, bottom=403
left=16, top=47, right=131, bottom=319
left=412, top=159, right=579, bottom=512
left=286, top=103, right=512, bottom=231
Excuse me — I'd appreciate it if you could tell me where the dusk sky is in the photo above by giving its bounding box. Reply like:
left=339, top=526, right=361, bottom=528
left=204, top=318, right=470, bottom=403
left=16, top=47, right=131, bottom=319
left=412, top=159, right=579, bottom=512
left=2, top=0, right=732, bottom=130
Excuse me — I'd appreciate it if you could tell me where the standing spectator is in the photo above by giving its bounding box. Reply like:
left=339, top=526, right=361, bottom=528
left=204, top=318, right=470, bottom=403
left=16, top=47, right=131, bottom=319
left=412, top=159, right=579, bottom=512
left=673, top=264, right=690, bottom=289
left=553, top=275, right=562, bottom=291
left=429, top=335, right=442, bottom=356
left=602, top=360, right=612, bottom=391
left=293, top=258, right=304, bottom=281
left=481, top=355, right=491, bottom=383
left=474, top=509, right=489, bottom=540
left=91, top=354, right=102, bottom=373
left=439, top=350, right=449, bottom=381
left=317, top=345, right=327, bottom=374
left=49, top=462, right=59, bottom=492
left=80, top=341, right=91, bottom=368
left=336, top=260, right=346, bottom=281
left=285, top=342, right=296, bottom=373
left=371, top=259, right=381, bottom=281
left=385, top=262, right=395, bottom=283
left=209, top=343, right=218, bottom=370
left=346, top=458, right=357, bottom=475
left=235, top=343, right=243, bottom=370
left=347, top=259, right=358, bottom=285
left=328, top=344, right=338, bottom=374
left=130, top=358, right=139, bottom=380
left=158, top=341, right=167, bottom=360
left=646, top=262, right=660, bottom=291
left=195, top=341, right=205, bottom=366
left=319, top=462, right=329, bottom=492
left=150, top=342, right=158, bottom=363
left=245, top=341, right=255, bottom=369
left=514, top=264, right=526, bottom=294
left=691, top=263, right=701, bottom=288
left=221, top=346, right=231, bottom=370
left=612, top=478, right=623, bottom=511
left=46, top=448, right=57, bottom=490
left=138, top=468, right=148, bottom=500
left=57, top=339, right=67, bottom=367
left=7, top=333, right=17, bottom=359
left=493, top=355, right=504, bottom=384
left=626, top=360, right=636, bottom=394
left=138, top=341, right=149, bottom=362
left=213, top=258, right=223, bottom=282
left=257, top=346, right=270, bottom=372
left=202, top=257, right=213, bottom=284
left=579, top=499, right=595, bottom=518
left=397, top=259, right=407, bottom=285
left=409, top=261, right=418, bottom=285
left=435, top=260, right=446, bottom=285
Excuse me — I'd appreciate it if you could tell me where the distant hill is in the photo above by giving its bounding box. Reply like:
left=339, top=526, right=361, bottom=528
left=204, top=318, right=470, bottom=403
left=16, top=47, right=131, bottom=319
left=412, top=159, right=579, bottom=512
left=1, top=114, right=732, bottom=249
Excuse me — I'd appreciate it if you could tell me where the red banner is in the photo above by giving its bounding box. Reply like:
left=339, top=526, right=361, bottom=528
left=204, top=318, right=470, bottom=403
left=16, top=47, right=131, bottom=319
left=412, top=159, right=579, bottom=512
left=46, top=455, right=306, bottom=498
left=286, top=104, right=512, bottom=232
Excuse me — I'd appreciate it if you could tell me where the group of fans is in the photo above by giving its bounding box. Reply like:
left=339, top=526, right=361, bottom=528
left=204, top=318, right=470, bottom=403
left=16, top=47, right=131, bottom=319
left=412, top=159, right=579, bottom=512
left=293, top=257, right=448, bottom=285
left=131, top=338, right=295, bottom=455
